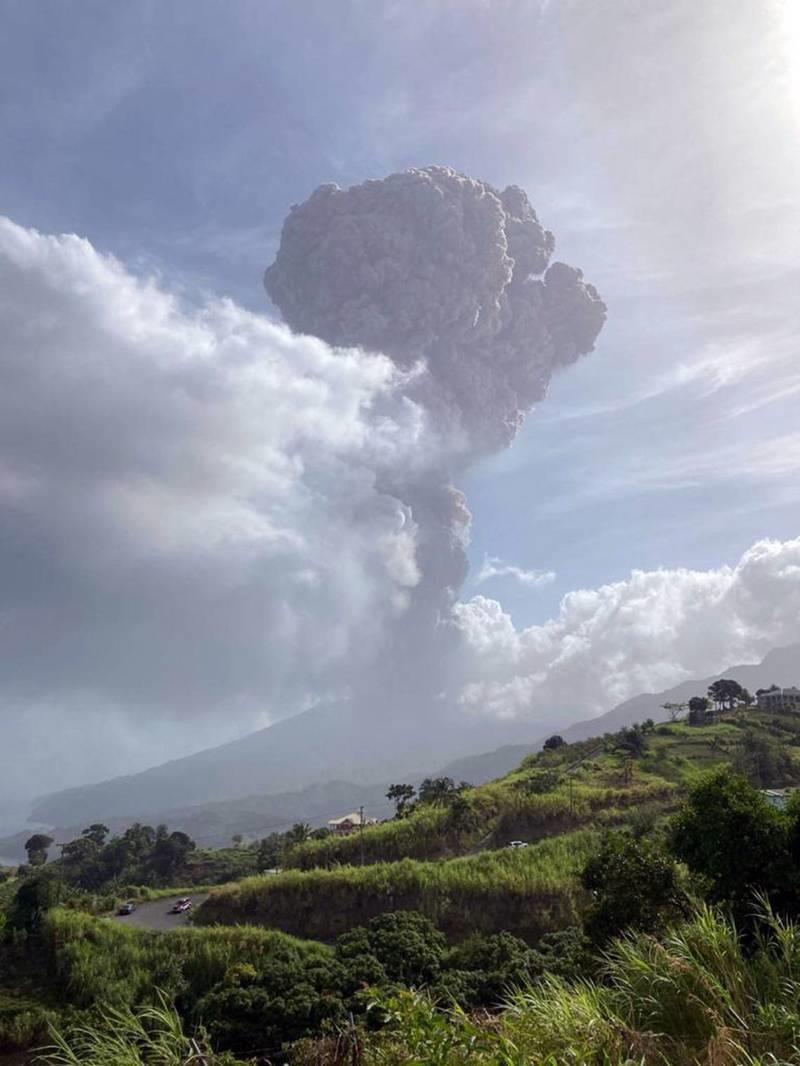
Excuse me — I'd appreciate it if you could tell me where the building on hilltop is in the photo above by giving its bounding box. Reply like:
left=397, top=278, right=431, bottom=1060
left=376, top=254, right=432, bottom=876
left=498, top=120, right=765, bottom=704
left=327, top=811, right=378, bottom=836
left=756, top=687, right=800, bottom=713
left=761, top=788, right=793, bottom=811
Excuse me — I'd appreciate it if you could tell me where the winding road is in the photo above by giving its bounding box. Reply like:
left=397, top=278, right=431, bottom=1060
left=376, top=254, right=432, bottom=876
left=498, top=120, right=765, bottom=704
left=111, top=894, right=209, bottom=932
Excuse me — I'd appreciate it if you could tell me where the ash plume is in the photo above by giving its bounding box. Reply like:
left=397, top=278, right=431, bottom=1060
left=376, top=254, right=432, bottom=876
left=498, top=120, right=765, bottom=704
left=265, top=167, right=606, bottom=724
left=266, top=166, right=606, bottom=453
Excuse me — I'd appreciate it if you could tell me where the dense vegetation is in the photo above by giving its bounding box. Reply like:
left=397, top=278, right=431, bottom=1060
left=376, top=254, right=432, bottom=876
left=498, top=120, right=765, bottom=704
left=196, top=830, right=599, bottom=941
left=6, top=694, right=800, bottom=1062
left=17, top=821, right=258, bottom=896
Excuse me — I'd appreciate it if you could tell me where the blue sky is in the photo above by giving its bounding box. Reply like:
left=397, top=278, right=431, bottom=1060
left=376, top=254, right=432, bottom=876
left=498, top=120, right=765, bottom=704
left=1, top=0, right=799, bottom=807
left=1, top=0, right=798, bottom=603
left=4, top=1, right=796, bottom=633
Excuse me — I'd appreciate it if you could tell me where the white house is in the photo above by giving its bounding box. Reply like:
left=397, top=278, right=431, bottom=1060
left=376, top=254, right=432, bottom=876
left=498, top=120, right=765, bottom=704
left=757, top=687, right=800, bottom=713
left=327, top=811, right=378, bottom=836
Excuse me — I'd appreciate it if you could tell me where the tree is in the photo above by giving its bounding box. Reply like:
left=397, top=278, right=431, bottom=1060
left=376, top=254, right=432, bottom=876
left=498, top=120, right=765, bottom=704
left=444, top=790, right=479, bottom=833
left=708, top=679, right=744, bottom=711
left=670, top=767, right=792, bottom=918
left=231, top=833, right=243, bottom=848
left=150, top=830, right=195, bottom=881
left=9, top=869, right=63, bottom=930
left=756, top=684, right=780, bottom=697
left=444, top=931, right=539, bottom=1006
left=387, top=783, right=416, bottom=818
left=120, top=823, right=157, bottom=863
left=24, top=833, right=54, bottom=867
left=196, top=953, right=346, bottom=1054
left=81, top=823, right=109, bottom=847
left=543, top=735, right=565, bottom=751
left=285, top=822, right=312, bottom=846
left=734, top=729, right=800, bottom=789
left=256, top=833, right=284, bottom=872
left=661, top=702, right=686, bottom=722
left=688, top=696, right=710, bottom=725
left=581, top=832, right=686, bottom=944
left=614, top=724, right=648, bottom=757
left=337, top=910, right=446, bottom=986
left=418, top=777, right=459, bottom=806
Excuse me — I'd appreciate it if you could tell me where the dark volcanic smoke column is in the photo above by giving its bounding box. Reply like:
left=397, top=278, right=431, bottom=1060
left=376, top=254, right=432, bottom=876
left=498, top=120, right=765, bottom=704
left=265, top=167, right=606, bottom=732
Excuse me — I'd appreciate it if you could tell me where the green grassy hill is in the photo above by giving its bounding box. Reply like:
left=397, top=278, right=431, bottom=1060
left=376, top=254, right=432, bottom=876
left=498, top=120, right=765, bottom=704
left=196, top=830, right=599, bottom=942
left=195, top=706, right=800, bottom=941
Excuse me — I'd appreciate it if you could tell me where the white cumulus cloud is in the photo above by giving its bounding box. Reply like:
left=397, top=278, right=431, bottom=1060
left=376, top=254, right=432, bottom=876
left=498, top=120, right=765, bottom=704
left=0, top=217, right=437, bottom=796
left=453, top=537, right=800, bottom=720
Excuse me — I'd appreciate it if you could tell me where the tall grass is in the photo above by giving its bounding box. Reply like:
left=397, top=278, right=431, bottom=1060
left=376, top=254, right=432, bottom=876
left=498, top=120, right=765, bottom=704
left=345, top=905, right=800, bottom=1066
left=286, top=777, right=675, bottom=871
left=36, top=995, right=240, bottom=1065
left=40, top=908, right=330, bottom=1011
left=197, top=830, right=599, bottom=942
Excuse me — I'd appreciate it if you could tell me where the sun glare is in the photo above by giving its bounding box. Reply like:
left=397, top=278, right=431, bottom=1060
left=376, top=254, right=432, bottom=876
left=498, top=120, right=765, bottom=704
left=777, top=0, right=800, bottom=123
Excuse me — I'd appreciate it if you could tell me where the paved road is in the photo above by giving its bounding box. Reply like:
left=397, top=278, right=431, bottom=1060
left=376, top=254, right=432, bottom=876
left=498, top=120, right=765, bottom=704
left=111, top=894, right=208, bottom=932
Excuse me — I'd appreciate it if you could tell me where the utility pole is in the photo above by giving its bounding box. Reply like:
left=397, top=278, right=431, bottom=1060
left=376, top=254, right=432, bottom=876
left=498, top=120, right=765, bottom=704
left=358, top=806, right=365, bottom=867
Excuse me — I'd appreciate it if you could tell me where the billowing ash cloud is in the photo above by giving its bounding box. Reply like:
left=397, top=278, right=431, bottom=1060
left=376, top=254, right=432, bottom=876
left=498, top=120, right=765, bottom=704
left=264, top=167, right=606, bottom=726
left=0, top=170, right=607, bottom=804
left=265, top=167, right=606, bottom=452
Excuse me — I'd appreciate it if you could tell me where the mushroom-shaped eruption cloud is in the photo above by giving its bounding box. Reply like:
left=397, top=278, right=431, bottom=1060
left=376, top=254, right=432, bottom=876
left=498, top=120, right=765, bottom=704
left=265, top=167, right=606, bottom=740
left=265, top=166, right=606, bottom=453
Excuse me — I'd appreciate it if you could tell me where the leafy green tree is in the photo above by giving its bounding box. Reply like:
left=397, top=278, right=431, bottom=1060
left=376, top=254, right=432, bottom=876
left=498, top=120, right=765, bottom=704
left=59, top=835, right=107, bottom=889
left=81, top=824, right=109, bottom=847
left=444, top=790, right=479, bottom=832
left=337, top=911, right=446, bottom=987
left=444, top=931, right=538, bottom=1006
left=150, top=830, right=195, bottom=881
left=708, top=678, right=744, bottom=711
left=285, top=822, right=312, bottom=846
left=255, top=833, right=284, bottom=872
left=582, top=832, right=686, bottom=944
left=614, top=724, right=648, bottom=757
left=543, top=734, right=565, bottom=750
left=120, top=822, right=156, bottom=863
left=417, top=777, right=471, bottom=807
left=688, top=696, right=710, bottom=725
left=310, top=826, right=331, bottom=841
left=735, top=730, right=800, bottom=788
left=387, top=783, right=416, bottom=818
left=9, top=869, right=63, bottom=930
left=527, top=927, right=593, bottom=981
left=195, top=953, right=346, bottom=1055
left=671, top=767, right=792, bottom=918
left=24, top=833, right=54, bottom=867
left=417, top=776, right=458, bottom=806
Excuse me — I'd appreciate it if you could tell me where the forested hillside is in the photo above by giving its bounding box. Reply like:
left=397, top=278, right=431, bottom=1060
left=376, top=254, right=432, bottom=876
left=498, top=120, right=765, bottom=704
left=5, top=695, right=800, bottom=1063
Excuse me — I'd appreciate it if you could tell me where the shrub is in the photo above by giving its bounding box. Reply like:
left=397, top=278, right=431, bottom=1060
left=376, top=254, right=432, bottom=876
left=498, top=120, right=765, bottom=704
left=581, top=831, right=686, bottom=944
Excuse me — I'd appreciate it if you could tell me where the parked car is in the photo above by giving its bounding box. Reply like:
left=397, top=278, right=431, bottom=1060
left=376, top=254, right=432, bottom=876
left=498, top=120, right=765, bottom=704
left=508, top=840, right=528, bottom=849
left=170, top=896, right=192, bottom=914
left=117, top=900, right=136, bottom=915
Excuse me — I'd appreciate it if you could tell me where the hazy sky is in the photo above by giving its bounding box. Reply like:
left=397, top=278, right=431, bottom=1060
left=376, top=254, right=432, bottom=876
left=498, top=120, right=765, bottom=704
left=1, top=0, right=799, bottom=810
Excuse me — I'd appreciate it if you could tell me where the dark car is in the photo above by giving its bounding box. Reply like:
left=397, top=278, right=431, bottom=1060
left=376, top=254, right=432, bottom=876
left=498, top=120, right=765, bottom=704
left=117, top=900, right=136, bottom=915
left=170, top=896, right=192, bottom=914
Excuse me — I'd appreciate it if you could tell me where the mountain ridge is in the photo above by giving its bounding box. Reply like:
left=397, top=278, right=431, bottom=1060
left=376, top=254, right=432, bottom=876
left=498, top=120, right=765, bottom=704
left=22, top=643, right=799, bottom=841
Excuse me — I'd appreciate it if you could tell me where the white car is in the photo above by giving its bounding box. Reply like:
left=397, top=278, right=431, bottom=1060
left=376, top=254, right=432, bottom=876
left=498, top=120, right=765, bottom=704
left=508, top=840, right=528, bottom=849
